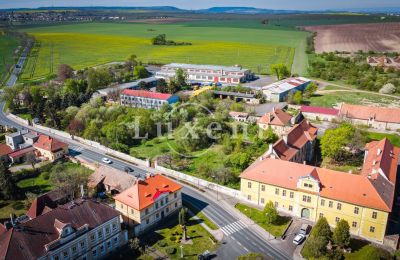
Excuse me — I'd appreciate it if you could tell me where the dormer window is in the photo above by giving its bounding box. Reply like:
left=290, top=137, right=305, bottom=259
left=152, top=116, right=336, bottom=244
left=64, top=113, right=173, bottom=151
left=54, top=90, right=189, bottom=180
left=304, top=183, right=313, bottom=189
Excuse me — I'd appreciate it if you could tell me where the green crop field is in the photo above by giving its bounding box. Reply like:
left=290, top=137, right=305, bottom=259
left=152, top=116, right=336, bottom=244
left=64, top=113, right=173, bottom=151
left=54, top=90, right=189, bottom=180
left=0, top=34, right=20, bottom=83
left=18, top=21, right=309, bottom=80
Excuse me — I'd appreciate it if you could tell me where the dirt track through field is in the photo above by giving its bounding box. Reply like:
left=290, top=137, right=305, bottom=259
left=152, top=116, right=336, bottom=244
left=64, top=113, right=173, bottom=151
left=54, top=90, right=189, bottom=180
left=305, top=22, right=400, bottom=53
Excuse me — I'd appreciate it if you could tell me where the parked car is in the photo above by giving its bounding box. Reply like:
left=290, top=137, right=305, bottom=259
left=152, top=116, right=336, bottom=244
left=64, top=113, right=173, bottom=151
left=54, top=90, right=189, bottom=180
left=299, top=224, right=311, bottom=235
left=198, top=250, right=211, bottom=260
left=293, top=234, right=306, bottom=245
left=102, top=157, right=112, bottom=164
left=124, top=166, right=134, bottom=172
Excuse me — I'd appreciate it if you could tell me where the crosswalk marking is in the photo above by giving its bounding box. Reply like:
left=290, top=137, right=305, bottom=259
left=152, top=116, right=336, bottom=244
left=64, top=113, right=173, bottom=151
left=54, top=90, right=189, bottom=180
left=70, top=145, right=84, bottom=152
left=221, top=220, right=247, bottom=236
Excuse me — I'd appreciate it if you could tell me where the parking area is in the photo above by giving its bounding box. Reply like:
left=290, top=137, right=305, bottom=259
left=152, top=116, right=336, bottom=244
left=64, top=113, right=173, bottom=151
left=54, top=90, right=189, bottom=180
left=280, top=217, right=314, bottom=257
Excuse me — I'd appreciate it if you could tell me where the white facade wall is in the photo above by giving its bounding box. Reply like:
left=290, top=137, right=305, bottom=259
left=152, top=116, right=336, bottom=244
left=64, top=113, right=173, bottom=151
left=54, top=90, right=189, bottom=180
left=41, top=217, right=128, bottom=260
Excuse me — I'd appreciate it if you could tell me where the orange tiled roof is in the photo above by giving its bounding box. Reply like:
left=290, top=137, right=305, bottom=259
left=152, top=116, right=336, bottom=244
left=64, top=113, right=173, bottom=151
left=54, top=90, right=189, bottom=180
left=257, top=108, right=292, bottom=126
left=114, top=174, right=182, bottom=211
left=240, top=158, right=395, bottom=212
left=340, top=103, right=400, bottom=124
left=33, top=135, right=68, bottom=152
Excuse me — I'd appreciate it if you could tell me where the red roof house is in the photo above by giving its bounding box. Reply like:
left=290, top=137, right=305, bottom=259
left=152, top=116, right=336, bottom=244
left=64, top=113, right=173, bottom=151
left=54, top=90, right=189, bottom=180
left=33, top=135, right=68, bottom=161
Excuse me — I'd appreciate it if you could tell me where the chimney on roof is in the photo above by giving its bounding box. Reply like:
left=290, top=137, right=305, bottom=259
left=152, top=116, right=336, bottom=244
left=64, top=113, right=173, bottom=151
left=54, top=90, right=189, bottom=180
left=272, top=107, right=275, bottom=113
left=377, top=148, right=381, bottom=156
left=303, top=161, right=306, bottom=165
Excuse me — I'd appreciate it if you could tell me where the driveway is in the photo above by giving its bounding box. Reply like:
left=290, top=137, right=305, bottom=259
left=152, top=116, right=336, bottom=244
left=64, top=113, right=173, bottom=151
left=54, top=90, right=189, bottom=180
left=280, top=217, right=313, bottom=258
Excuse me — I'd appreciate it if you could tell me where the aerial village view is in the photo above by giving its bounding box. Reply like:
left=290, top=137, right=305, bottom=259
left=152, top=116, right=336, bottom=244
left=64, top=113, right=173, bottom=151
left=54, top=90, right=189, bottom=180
left=0, top=0, right=400, bottom=259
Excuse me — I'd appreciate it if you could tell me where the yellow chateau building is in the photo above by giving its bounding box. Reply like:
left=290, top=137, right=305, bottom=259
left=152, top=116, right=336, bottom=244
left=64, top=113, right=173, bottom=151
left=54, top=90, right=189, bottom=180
left=240, top=138, right=399, bottom=243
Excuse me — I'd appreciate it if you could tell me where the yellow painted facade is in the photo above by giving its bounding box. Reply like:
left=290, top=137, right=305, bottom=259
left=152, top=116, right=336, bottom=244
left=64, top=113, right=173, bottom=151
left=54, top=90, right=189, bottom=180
left=241, top=176, right=389, bottom=243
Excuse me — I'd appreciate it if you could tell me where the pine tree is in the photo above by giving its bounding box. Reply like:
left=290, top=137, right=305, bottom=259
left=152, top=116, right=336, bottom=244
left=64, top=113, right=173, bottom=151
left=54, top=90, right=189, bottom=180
left=333, top=219, right=351, bottom=248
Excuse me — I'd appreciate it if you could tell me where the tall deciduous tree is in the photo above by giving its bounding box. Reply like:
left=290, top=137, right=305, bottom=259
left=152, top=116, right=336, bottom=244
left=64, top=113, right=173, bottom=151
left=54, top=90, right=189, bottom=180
left=303, top=82, right=318, bottom=98
left=270, top=64, right=290, bottom=80
left=57, top=64, right=74, bottom=81
left=133, top=66, right=149, bottom=79
left=0, top=162, right=17, bottom=200
left=320, top=123, right=355, bottom=161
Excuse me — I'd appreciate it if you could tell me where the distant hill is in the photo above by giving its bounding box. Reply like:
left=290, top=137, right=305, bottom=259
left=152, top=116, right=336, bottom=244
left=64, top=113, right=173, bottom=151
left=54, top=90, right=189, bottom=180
left=197, top=7, right=303, bottom=14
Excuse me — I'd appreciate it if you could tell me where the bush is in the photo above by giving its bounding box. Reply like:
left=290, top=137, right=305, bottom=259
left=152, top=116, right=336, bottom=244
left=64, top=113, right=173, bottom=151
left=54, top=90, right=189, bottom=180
left=165, top=246, right=176, bottom=255
left=169, top=236, right=176, bottom=242
left=159, top=241, right=167, bottom=247
left=379, top=83, right=396, bottom=94
left=42, top=171, right=50, bottom=180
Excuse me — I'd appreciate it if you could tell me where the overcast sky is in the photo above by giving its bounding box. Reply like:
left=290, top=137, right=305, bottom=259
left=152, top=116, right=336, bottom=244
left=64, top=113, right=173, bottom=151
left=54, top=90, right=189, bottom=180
left=1, top=0, right=399, bottom=10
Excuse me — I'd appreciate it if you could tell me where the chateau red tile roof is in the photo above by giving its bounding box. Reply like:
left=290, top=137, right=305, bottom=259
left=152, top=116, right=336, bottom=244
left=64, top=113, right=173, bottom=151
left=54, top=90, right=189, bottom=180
left=271, top=139, right=298, bottom=161
left=287, top=120, right=318, bottom=149
left=339, top=103, right=400, bottom=124
left=269, top=120, right=317, bottom=161
left=121, top=89, right=172, bottom=100
left=33, top=135, right=68, bottom=152
left=362, top=138, right=400, bottom=183
left=300, top=105, right=339, bottom=116
left=0, top=199, right=120, bottom=260
left=257, top=108, right=292, bottom=126
left=240, top=158, right=395, bottom=212
left=0, top=144, right=12, bottom=157
left=114, top=174, right=182, bottom=211
left=26, top=193, right=58, bottom=219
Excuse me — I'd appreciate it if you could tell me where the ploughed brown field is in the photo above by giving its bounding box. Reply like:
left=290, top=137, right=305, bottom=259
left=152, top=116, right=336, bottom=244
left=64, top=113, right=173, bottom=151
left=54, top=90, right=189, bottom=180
left=305, top=22, right=400, bottom=53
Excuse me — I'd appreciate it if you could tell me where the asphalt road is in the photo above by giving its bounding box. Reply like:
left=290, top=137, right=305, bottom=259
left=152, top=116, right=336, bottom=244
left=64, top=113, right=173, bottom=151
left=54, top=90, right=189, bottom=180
left=6, top=45, right=30, bottom=87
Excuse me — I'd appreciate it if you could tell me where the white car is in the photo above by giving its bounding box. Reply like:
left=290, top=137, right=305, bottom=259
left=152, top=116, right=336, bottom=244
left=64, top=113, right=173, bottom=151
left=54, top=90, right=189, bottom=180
left=293, top=234, right=306, bottom=245
left=102, top=157, right=112, bottom=164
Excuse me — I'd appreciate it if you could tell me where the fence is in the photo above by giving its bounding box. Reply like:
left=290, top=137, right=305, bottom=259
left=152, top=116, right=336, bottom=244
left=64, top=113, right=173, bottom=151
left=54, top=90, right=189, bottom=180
left=6, top=113, right=150, bottom=168
left=154, top=161, right=245, bottom=200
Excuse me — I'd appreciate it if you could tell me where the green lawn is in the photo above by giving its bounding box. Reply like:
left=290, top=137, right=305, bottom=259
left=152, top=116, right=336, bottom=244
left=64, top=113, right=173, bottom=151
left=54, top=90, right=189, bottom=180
left=305, top=91, right=400, bottom=108
left=140, top=213, right=218, bottom=259
left=235, top=203, right=291, bottom=237
left=0, top=34, right=20, bottom=83
left=17, top=22, right=308, bottom=79
left=366, top=132, right=400, bottom=147
left=16, top=113, right=33, bottom=121
left=345, top=244, right=391, bottom=260
left=17, top=172, right=53, bottom=194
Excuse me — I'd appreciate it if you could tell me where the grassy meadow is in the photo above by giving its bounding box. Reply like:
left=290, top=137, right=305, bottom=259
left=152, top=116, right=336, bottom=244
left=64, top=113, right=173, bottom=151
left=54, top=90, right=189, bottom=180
left=18, top=21, right=308, bottom=80
left=0, top=34, right=20, bottom=83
